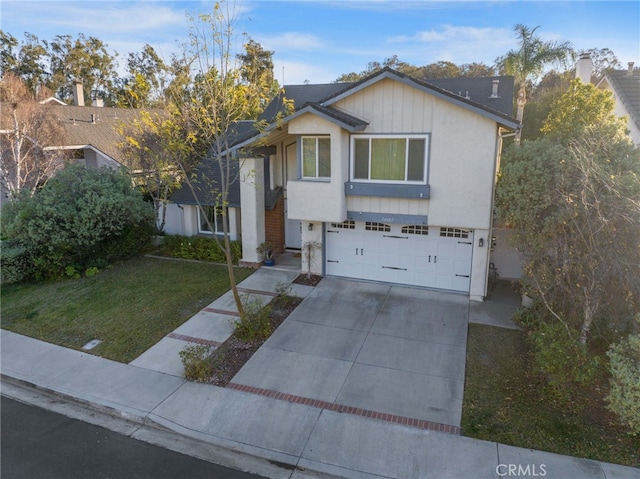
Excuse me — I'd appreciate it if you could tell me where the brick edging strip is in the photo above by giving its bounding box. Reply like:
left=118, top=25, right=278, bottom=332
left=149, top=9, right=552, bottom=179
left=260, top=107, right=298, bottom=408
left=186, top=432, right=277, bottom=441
left=167, top=333, right=223, bottom=348
left=226, top=382, right=461, bottom=435
left=203, top=307, right=240, bottom=317
left=237, top=287, right=278, bottom=297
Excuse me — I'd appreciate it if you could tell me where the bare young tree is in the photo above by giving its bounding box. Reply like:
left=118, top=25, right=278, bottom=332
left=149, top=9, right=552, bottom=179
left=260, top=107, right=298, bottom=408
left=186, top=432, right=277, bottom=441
left=0, top=72, right=65, bottom=199
left=166, top=2, right=261, bottom=315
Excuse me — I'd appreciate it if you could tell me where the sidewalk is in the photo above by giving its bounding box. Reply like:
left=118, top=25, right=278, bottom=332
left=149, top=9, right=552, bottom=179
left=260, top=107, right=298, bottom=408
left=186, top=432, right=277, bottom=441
left=1, top=268, right=638, bottom=479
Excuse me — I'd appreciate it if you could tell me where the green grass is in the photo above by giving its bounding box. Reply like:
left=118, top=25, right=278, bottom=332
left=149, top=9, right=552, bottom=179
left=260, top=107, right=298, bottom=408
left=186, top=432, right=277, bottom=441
left=463, top=323, right=640, bottom=468
left=1, top=256, right=253, bottom=363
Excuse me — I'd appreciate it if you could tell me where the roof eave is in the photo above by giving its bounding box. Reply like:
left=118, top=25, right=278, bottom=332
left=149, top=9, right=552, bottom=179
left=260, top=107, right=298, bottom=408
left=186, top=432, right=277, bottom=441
left=294, top=104, right=369, bottom=132
left=324, top=68, right=519, bottom=129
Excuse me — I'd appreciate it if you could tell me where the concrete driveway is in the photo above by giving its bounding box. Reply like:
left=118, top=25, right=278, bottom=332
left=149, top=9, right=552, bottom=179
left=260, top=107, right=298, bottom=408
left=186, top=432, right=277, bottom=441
left=230, top=277, right=469, bottom=429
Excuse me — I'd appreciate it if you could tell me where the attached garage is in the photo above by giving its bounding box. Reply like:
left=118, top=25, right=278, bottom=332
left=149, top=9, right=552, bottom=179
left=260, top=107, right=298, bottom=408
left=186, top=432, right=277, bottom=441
left=325, top=221, right=474, bottom=293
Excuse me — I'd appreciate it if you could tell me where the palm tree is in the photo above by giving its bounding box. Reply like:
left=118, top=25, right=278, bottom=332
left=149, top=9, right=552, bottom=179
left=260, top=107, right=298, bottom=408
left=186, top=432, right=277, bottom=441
left=496, top=24, right=573, bottom=143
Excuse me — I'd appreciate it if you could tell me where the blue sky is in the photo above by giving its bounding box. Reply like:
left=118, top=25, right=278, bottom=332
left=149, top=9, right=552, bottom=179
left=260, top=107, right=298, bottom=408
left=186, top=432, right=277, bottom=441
left=1, top=1, right=638, bottom=84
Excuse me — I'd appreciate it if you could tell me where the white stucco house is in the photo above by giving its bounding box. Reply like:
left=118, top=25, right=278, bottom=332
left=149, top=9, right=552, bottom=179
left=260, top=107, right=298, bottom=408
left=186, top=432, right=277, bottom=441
left=167, top=67, right=519, bottom=301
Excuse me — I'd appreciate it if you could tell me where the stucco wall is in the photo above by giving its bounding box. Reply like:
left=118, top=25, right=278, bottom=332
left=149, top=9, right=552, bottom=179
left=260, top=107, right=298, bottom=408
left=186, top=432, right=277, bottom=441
left=336, top=78, right=498, bottom=230
left=272, top=77, right=504, bottom=299
left=163, top=203, right=239, bottom=240
left=286, top=118, right=348, bottom=222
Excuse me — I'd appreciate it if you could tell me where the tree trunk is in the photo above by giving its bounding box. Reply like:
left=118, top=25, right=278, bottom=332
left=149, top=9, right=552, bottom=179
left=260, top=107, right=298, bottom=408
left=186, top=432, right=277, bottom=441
left=515, top=85, right=526, bottom=144
left=221, top=205, right=244, bottom=317
left=579, top=288, right=599, bottom=346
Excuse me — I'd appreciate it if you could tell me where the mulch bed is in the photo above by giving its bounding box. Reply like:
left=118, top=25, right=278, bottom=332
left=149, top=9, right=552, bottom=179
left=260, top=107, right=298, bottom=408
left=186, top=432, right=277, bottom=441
left=208, top=294, right=303, bottom=387
left=292, top=273, right=323, bottom=287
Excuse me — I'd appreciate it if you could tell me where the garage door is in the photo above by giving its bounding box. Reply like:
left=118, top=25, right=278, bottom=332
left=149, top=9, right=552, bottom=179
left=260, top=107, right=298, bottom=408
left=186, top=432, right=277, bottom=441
left=325, top=221, right=473, bottom=292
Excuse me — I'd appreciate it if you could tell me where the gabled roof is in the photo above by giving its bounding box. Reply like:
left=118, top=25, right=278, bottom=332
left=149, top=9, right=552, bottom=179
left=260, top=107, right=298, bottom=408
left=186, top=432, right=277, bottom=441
left=321, top=68, right=518, bottom=128
left=0, top=101, right=154, bottom=165
left=169, top=156, right=282, bottom=210
left=599, top=69, right=640, bottom=133
left=288, top=103, right=369, bottom=132
left=232, top=67, right=518, bottom=150
left=50, top=105, right=161, bottom=164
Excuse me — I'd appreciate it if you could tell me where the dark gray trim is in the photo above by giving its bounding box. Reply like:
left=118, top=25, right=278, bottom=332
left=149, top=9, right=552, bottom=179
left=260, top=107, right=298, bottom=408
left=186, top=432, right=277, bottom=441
left=345, top=182, right=430, bottom=199
left=346, top=211, right=428, bottom=225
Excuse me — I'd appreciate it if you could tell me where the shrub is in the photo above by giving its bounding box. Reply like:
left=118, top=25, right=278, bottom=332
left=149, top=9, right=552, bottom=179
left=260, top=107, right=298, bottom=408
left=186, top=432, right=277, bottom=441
left=234, top=296, right=271, bottom=342
left=1, top=165, right=155, bottom=281
left=513, top=305, right=542, bottom=329
left=606, top=331, right=640, bottom=435
left=0, top=240, right=34, bottom=283
left=163, top=235, right=242, bottom=264
left=179, top=344, right=213, bottom=382
left=530, top=321, right=601, bottom=388
left=85, top=267, right=100, bottom=277
left=274, top=281, right=296, bottom=307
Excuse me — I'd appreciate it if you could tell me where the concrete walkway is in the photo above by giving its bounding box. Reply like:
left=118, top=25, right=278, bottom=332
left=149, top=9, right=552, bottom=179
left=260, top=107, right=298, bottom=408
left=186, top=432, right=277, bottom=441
left=1, top=267, right=638, bottom=479
left=130, top=268, right=315, bottom=377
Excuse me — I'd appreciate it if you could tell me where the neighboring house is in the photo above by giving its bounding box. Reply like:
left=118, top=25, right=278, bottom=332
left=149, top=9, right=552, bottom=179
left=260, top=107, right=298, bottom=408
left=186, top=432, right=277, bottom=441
left=0, top=101, right=140, bottom=200
left=1, top=81, right=143, bottom=201
left=597, top=61, right=640, bottom=146
left=43, top=103, right=141, bottom=169
left=169, top=67, right=518, bottom=301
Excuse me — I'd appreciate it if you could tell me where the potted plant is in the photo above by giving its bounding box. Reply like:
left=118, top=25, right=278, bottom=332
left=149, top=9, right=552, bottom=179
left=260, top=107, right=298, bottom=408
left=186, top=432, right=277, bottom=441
left=256, top=241, right=276, bottom=266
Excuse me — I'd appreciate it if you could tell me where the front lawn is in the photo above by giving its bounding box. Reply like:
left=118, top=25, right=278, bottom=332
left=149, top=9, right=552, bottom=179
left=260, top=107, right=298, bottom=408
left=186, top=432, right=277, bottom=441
left=463, top=322, right=640, bottom=468
left=1, top=256, right=253, bottom=363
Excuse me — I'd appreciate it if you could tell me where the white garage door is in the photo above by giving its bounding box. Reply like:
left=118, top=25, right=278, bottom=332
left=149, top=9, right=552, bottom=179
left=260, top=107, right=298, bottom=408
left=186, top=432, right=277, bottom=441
left=325, top=221, right=473, bottom=292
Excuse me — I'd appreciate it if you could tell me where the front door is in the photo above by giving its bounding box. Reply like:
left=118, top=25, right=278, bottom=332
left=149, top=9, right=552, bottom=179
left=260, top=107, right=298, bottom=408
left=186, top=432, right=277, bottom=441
left=284, top=142, right=302, bottom=249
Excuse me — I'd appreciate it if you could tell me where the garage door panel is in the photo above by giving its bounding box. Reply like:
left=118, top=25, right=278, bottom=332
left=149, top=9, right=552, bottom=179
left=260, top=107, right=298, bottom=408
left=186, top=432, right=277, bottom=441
left=326, top=222, right=473, bottom=293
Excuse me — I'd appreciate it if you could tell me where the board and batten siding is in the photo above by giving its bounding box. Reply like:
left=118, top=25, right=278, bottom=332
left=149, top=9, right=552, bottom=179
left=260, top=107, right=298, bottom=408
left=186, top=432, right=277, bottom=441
left=336, top=78, right=499, bottom=231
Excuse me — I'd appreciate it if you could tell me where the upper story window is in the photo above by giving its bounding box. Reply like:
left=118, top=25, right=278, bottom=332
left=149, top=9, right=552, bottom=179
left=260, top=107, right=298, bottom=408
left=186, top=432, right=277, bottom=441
left=199, top=206, right=226, bottom=235
left=302, top=136, right=331, bottom=179
left=351, top=135, right=428, bottom=183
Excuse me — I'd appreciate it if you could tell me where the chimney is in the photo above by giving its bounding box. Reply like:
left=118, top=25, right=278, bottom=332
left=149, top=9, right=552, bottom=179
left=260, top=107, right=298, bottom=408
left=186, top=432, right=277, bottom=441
left=628, top=62, right=635, bottom=76
left=575, top=53, right=593, bottom=84
left=490, top=79, right=500, bottom=98
left=73, top=80, right=85, bottom=106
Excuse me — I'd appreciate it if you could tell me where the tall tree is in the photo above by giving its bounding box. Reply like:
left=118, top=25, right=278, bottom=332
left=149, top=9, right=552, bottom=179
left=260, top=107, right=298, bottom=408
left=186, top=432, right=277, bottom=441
left=0, top=31, right=50, bottom=96
left=0, top=30, right=19, bottom=75
left=237, top=38, right=279, bottom=119
left=48, top=33, right=117, bottom=104
left=0, top=73, right=66, bottom=199
left=583, top=47, right=621, bottom=80
left=496, top=24, right=573, bottom=143
left=116, top=44, right=170, bottom=108
left=496, top=80, right=640, bottom=348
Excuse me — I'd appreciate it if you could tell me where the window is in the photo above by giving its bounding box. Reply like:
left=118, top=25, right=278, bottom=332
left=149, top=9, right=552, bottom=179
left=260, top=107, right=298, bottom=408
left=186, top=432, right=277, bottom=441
left=352, top=135, right=427, bottom=183
left=330, top=220, right=355, bottom=229
left=302, top=136, right=331, bottom=178
left=402, top=225, right=429, bottom=235
left=365, top=222, right=391, bottom=232
left=198, top=206, right=227, bottom=235
left=440, top=227, right=469, bottom=238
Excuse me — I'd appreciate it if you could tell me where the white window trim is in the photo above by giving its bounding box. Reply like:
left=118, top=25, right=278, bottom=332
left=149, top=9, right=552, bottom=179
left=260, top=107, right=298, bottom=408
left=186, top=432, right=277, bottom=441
left=301, top=136, right=331, bottom=180
left=198, top=206, right=225, bottom=235
left=350, top=134, right=429, bottom=184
